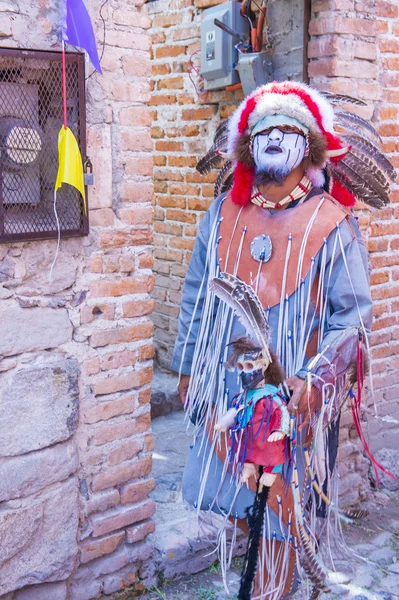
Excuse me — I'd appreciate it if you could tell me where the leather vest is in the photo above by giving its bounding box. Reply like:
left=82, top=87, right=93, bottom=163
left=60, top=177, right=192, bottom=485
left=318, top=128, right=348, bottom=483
left=218, top=193, right=351, bottom=310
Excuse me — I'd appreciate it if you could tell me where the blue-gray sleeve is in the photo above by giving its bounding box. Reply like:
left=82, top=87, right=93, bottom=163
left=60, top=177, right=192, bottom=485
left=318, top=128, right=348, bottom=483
left=170, top=207, right=213, bottom=375
left=297, top=216, right=372, bottom=378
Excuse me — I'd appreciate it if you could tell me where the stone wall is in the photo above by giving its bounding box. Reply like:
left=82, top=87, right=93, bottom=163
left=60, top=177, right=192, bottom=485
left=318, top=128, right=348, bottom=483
left=0, top=1, right=155, bottom=598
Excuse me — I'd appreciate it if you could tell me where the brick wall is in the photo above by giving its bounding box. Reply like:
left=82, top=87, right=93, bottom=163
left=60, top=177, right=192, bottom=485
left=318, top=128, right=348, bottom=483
left=0, top=1, right=155, bottom=598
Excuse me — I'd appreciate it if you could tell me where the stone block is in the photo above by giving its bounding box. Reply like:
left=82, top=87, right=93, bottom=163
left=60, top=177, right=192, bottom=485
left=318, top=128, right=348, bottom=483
left=0, top=440, right=78, bottom=501
left=14, top=581, right=67, bottom=600
left=0, top=477, right=79, bottom=596
left=0, top=359, right=80, bottom=457
left=17, top=243, right=79, bottom=296
left=0, top=303, right=72, bottom=357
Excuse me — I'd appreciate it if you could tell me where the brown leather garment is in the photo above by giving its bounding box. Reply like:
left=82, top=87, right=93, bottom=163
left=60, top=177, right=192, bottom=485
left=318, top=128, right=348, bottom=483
left=219, top=193, right=351, bottom=310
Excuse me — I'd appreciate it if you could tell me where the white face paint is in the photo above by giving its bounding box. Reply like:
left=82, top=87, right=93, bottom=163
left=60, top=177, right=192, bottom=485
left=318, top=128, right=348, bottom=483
left=252, top=128, right=307, bottom=180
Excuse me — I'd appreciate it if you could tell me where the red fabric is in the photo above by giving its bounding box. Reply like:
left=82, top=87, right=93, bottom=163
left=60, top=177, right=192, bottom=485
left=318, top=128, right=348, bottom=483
left=231, top=161, right=255, bottom=206
left=233, top=395, right=288, bottom=469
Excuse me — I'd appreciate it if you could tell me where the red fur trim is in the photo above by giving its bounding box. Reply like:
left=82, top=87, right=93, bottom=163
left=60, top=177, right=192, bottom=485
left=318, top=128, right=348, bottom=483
left=331, top=178, right=356, bottom=207
left=238, top=96, right=257, bottom=134
left=231, top=162, right=254, bottom=206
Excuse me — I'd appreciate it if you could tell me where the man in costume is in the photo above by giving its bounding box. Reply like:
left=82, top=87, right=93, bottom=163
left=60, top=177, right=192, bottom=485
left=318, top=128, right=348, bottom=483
left=171, top=82, right=395, bottom=599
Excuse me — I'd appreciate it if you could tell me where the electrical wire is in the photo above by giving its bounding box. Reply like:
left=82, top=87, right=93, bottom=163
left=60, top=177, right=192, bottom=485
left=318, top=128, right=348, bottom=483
left=188, top=50, right=208, bottom=101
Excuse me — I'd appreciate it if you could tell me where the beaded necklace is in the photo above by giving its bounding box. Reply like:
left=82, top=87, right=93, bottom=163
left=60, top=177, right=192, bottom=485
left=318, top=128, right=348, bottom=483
left=250, top=174, right=312, bottom=210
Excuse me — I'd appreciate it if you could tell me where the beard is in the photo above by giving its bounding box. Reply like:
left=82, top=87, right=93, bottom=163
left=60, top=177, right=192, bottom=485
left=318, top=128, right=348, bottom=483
left=254, top=164, right=292, bottom=187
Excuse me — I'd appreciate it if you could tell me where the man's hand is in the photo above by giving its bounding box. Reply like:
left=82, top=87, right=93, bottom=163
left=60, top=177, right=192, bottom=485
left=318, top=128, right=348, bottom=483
left=286, top=375, right=319, bottom=431
left=178, top=374, right=191, bottom=406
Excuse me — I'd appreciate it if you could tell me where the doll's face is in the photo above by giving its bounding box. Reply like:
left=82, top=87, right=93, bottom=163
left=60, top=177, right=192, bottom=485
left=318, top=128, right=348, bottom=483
left=236, top=352, right=269, bottom=390
left=252, top=126, right=307, bottom=183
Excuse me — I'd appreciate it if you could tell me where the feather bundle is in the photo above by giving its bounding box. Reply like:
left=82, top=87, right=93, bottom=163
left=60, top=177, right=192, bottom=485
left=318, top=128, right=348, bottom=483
left=334, top=110, right=382, bottom=145
left=320, top=91, right=367, bottom=107
left=209, top=273, right=270, bottom=350
left=298, top=524, right=327, bottom=588
left=214, top=160, right=233, bottom=199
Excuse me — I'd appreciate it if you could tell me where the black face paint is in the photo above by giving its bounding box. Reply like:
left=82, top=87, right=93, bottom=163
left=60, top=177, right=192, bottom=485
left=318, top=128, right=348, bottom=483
left=240, top=368, right=265, bottom=390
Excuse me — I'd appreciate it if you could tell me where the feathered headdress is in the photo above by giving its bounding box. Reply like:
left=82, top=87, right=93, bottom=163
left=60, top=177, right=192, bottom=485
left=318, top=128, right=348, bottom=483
left=197, top=81, right=396, bottom=209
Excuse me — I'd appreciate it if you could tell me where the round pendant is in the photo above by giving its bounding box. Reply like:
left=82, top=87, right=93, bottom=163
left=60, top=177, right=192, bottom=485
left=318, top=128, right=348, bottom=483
left=250, top=234, right=272, bottom=263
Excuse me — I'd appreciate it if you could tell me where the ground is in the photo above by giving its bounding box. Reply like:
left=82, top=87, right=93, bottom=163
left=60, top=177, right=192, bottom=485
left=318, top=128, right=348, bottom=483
left=125, top=412, right=399, bottom=600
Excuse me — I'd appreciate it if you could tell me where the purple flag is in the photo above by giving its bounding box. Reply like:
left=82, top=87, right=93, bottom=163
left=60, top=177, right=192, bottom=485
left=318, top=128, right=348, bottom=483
left=63, top=0, right=103, bottom=74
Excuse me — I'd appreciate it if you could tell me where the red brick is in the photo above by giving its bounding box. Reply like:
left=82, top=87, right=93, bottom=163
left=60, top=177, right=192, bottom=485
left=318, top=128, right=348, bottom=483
left=100, top=351, right=137, bottom=372
left=377, top=1, right=398, bottom=17
left=125, top=156, right=153, bottom=176
left=138, top=252, right=154, bottom=269
left=370, top=271, right=390, bottom=285
left=86, top=490, right=120, bottom=516
left=92, top=413, right=151, bottom=446
left=308, top=58, right=377, bottom=79
left=153, top=13, right=183, bottom=27
left=90, top=276, right=155, bottom=299
left=138, top=388, right=151, bottom=406
left=99, top=229, right=153, bottom=249
left=149, top=94, right=177, bottom=106
left=94, top=367, right=153, bottom=395
left=120, top=181, right=153, bottom=203
left=117, top=207, right=154, bottom=226
left=92, top=456, right=153, bottom=494
left=119, top=130, right=152, bottom=152
left=151, top=126, right=165, bottom=139
left=165, top=209, right=196, bottom=224
left=121, top=478, right=156, bottom=505
left=312, top=0, right=354, bottom=10
left=158, top=76, right=185, bottom=90
left=119, top=107, right=152, bottom=127
left=122, top=299, right=155, bottom=318
left=92, top=498, right=156, bottom=536
left=380, top=39, right=399, bottom=53
left=152, top=31, right=166, bottom=44
left=154, top=222, right=183, bottom=236
left=182, top=106, right=218, bottom=121
left=139, top=344, right=155, bottom=361
left=168, top=156, right=197, bottom=168
left=152, top=63, right=171, bottom=75
left=89, top=255, right=102, bottom=273
left=371, top=284, right=399, bottom=301
left=81, top=304, right=116, bottom=324
left=84, top=395, right=136, bottom=424
left=108, top=440, right=142, bottom=467
left=84, top=357, right=101, bottom=375
left=143, top=434, right=155, bottom=453
left=170, top=237, right=195, bottom=250
left=91, top=322, right=152, bottom=349
left=309, top=16, right=376, bottom=36
left=155, top=45, right=186, bottom=59
left=126, top=520, right=155, bottom=544
left=155, top=140, right=184, bottom=152
left=80, top=531, right=125, bottom=564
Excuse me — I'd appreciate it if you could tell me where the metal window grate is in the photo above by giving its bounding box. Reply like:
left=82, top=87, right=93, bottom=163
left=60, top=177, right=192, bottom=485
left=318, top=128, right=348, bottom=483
left=0, top=48, right=88, bottom=243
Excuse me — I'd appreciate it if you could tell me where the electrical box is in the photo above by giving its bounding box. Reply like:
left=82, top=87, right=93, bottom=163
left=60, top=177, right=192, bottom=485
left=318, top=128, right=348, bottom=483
left=200, top=1, right=249, bottom=91
left=237, top=52, right=274, bottom=96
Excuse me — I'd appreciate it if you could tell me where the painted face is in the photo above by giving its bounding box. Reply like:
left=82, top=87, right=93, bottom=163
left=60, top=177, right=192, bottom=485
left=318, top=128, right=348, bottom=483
left=252, top=127, right=307, bottom=181
left=236, top=352, right=268, bottom=390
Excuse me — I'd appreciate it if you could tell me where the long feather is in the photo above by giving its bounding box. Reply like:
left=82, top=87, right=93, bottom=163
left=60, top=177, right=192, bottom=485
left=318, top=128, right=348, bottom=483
left=330, top=165, right=384, bottom=209
left=298, top=524, right=326, bottom=587
left=341, top=153, right=391, bottom=204
left=214, top=160, right=233, bottom=199
left=221, top=171, right=234, bottom=195
left=321, top=91, right=367, bottom=106
left=341, top=133, right=396, bottom=182
left=213, top=119, right=230, bottom=143
left=196, top=149, right=224, bottom=174
left=209, top=273, right=270, bottom=348
left=334, top=110, right=382, bottom=144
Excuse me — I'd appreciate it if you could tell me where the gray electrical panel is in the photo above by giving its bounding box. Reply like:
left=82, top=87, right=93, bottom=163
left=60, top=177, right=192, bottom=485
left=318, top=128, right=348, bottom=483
left=200, top=1, right=249, bottom=91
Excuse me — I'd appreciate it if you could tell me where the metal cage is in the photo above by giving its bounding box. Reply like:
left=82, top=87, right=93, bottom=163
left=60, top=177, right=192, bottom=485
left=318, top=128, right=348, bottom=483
left=0, top=48, right=88, bottom=243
